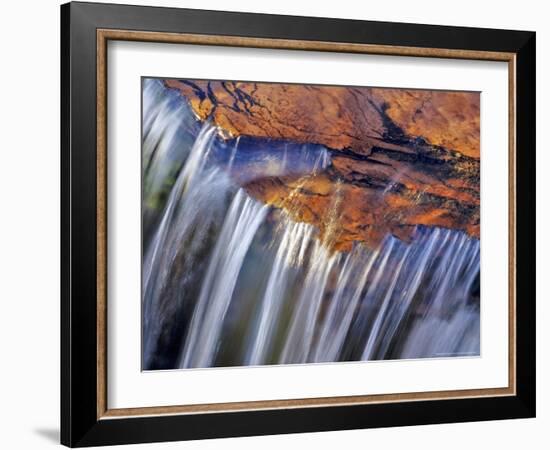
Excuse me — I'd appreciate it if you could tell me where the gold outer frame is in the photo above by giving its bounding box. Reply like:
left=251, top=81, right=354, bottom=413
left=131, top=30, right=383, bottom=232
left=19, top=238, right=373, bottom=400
left=96, top=29, right=516, bottom=420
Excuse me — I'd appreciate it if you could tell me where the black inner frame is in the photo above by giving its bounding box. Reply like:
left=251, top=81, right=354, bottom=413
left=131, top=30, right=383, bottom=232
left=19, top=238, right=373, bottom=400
left=61, top=2, right=535, bottom=447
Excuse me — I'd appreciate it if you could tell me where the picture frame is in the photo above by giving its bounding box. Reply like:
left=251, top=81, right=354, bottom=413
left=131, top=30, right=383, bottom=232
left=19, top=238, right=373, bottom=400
left=61, top=1, right=535, bottom=447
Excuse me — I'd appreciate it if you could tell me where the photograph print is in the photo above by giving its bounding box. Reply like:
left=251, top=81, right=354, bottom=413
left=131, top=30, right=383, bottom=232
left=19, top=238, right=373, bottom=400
left=142, top=77, right=481, bottom=371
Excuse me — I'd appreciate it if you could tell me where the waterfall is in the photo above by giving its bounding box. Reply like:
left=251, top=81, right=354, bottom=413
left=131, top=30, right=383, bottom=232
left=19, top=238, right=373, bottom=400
left=311, top=244, right=379, bottom=363
left=178, top=191, right=268, bottom=368
left=278, top=242, right=340, bottom=364
left=142, top=79, right=202, bottom=243
left=142, top=79, right=481, bottom=370
left=142, top=120, right=231, bottom=366
left=244, top=220, right=315, bottom=366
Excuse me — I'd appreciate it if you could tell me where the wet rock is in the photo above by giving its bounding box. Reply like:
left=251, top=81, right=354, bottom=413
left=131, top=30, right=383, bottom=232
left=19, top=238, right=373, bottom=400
left=165, top=79, right=480, bottom=249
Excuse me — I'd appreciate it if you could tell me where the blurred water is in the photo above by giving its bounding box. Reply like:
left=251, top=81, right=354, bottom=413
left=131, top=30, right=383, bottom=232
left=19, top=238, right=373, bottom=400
left=142, top=79, right=480, bottom=370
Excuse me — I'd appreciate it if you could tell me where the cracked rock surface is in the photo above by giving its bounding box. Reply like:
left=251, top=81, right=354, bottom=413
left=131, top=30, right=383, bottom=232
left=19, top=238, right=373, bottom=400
left=165, top=79, right=480, bottom=250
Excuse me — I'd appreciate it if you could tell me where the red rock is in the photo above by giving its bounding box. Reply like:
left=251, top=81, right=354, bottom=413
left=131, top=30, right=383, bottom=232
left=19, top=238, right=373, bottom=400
left=165, top=79, right=480, bottom=249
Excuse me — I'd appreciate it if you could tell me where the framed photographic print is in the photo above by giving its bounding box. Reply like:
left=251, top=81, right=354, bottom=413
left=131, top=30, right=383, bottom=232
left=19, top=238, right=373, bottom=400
left=60, top=1, right=536, bottom=447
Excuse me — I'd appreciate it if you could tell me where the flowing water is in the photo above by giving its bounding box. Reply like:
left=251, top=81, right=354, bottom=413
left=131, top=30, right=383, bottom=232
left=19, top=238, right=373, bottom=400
left=142, top=79, right=480, bottom=370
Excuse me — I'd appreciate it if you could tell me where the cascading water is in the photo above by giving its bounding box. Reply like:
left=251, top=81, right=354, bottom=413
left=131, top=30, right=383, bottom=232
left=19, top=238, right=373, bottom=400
left=244, top=220, right=315, bottom=366
left=142, top=79, right=480, bottom=370
left=179, top=190, right=269, bottom=368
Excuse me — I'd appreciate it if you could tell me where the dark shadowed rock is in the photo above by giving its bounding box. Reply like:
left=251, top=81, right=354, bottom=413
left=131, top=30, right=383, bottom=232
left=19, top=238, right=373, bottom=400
left=165, top=79, right=479, bottom=249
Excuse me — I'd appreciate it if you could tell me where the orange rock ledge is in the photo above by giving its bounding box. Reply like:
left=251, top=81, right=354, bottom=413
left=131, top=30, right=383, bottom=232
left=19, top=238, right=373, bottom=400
left=165, top=79, right=480, bottom=250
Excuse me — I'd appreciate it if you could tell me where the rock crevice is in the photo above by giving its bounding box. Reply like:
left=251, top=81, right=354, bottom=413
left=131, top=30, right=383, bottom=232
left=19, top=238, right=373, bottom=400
left=165, top=79, right=480, bottom=250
